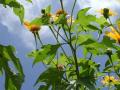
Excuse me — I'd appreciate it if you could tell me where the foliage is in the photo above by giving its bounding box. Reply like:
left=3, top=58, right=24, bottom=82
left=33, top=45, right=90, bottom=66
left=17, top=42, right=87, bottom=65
left=0, top=45, right=24, bottom=90
left=1, top=0, right=120, bottom=90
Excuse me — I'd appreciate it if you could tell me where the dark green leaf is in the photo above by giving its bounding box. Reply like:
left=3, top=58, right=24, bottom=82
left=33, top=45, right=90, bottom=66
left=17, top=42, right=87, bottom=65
left=35, top=67, right=65, bottom=90
left=0, top=44, right=24, bottom=90
left=101, top=36, right=115, bottom=48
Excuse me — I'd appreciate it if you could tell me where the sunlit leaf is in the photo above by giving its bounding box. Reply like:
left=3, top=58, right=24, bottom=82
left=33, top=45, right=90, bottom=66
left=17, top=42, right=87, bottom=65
left=28, top=44, right=60, bottom=65
left=0, top=0, right=24, bottom=23
left=26, top=0, right=32, bottom=3
left=76, top=7, right=96, bottom=26
left=13, top=5, right=24, bottom=23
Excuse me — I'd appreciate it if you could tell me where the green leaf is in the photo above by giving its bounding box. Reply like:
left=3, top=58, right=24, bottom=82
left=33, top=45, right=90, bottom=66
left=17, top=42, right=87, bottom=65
left=8, top=1, right=21, bottom=8
left=78, top=59, right=99, bottom=90
left=76, top=7, right=96, bottom=26
left=30, top=17, right=43, bottom=25
left=26, top=0, right=32, bottom=3
left=101, top=36, right=115, bottom=48
left=28, top=44, right=60, bottom=65
left=52, top=53, right=68, bottom=66
left=105, top=59, right=111, bottom=67
left=35, top=67, right=65, bottom=90
left=95, top=16, right=109, bottom=28
left=0, top=0, right=24, bottom=23
left=38, top=85, right=49, bottom=90
left=54, top=14, right=67, bottom=25
left=5, top=69, right=24, bottom=90
left=77, top=34, right=94, bottom=45
left=86, top=24, right=100, bottom=31
left=116, top=50, right=120, bottom=59
left=0, top=44, right=24, bottom=90
left=13, top=5, right=24, bottom=23
left=45, top=5, right=51, bottom=14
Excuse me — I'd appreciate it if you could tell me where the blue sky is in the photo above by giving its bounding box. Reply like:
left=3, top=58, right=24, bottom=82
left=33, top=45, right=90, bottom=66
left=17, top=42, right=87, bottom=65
left=0, top=0, right=120, bottom=90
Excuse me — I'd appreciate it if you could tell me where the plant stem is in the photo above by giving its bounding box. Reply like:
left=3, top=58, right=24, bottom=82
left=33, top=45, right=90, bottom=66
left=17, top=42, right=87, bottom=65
left=60, top=0, right=64, bottom=10
left=70, top=0, right=77, bottom=30
left=33, top=32, right=38, bottom=50
left=36, top=32, right=43, bottom=46
left=49, top=26, right=69, bottom=60
left=108, top=55, right=120, bottom=78
left=70, top=44, right=79, bottom=78
left=67, top=0, right=79, bottom=89
left=62, top=25, right=69, bottom=41
left=70, top=44, right=79, bottom=90
left=51, top=26, right=68, bottom=43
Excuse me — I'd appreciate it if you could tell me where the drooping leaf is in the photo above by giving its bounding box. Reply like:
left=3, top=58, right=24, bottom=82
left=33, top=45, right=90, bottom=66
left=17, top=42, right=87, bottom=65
left=0, top=0, right=24, bottom=23
left=13, top=5, right=24, bottom=23
left=0, top=44, right=24, bottom=90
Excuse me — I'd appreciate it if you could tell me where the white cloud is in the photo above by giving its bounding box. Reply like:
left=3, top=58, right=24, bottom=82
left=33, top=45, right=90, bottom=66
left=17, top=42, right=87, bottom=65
left=0, top=0, right=52, bottom=49
left=0, top=0, right=71, bottom=49
left=0, top=0, right=120, bottom=49
left=77, top=0, right=120, bottom=13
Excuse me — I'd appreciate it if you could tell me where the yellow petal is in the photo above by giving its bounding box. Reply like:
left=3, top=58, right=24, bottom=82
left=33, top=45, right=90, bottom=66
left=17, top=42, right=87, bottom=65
left=110, top=27, right=120, bottom=39
left=109, top=9, right=117, bottom=16
left=105, top=31, right=118, bottom=41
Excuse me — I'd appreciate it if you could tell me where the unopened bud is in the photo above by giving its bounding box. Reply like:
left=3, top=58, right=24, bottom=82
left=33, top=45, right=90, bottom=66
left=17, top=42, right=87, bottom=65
left=106, top=48, right=112, bottom=56
left=103, top=8, right=109, bottom=19
left=41, top=9, right=45, bottom=14
left=57, top=64, right=64, bottom=71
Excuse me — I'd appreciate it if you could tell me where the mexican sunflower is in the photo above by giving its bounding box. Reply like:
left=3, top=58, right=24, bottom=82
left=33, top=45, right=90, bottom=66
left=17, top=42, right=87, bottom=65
left=24, top=21, right=40, bottom=32
left=105, top=27, right=120, bottom=44
left=101, top=76, right=119, bottom=86
left=97, top=8, right=117, bottom=19
left=50, top=9, right=74, bottom=24
left=23, top=20, right=43, bottom=49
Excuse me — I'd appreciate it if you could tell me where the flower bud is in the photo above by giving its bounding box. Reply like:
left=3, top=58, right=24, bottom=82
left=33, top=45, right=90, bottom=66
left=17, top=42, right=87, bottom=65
left=106, top=48, right=112, bottom=56
left=57, top=64, right=64, bottom=71
left=41, top=9, right=45, bottom=14
left=103, top=8, right=109, bottom=19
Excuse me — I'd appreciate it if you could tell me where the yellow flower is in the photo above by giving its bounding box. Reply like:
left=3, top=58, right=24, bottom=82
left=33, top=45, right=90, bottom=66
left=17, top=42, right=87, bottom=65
left=55, top=9, right=67, bottom=17
left=51, top=14, right=59, bottom=22
left=97, top=8, right=117, bottom=19
left=105, top=26, right=120, bottom=44
left=57, top=64, right=64, bottom=71
left=101, top=76, right=118, bottom=85
left=67, top=15, right=75, bottom=23
left=24, top=21, right=40, bottom=32
left=50, top=9, right=74, bottom=24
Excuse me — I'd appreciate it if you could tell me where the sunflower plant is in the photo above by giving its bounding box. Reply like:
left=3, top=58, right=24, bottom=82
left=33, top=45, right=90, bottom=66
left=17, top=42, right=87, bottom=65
left=1, top=0, right=120, bottom=90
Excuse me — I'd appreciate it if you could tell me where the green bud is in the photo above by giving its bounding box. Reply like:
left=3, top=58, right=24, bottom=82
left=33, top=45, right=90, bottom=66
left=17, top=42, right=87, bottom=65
left=103, top=8, right=109, bottom=19
left=41, top=9, right=45, bottom=14
left=106, top=48, right=112, bottom=56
